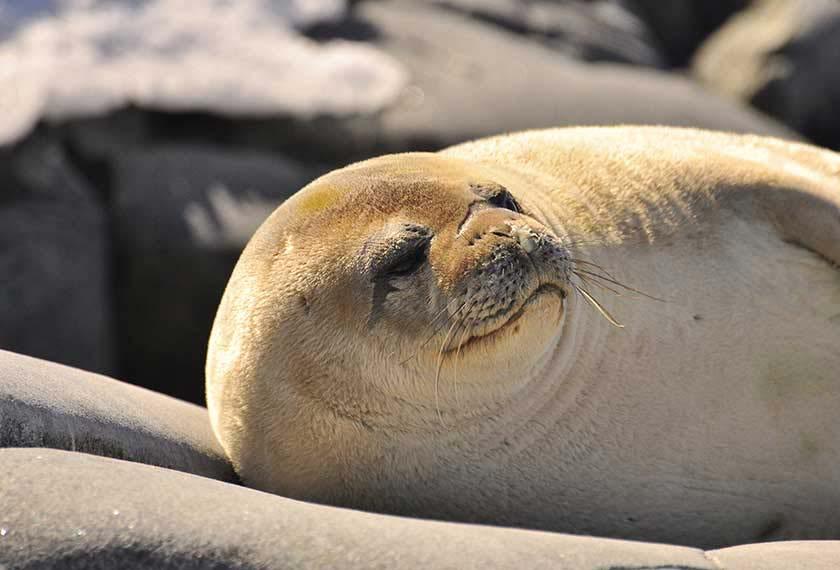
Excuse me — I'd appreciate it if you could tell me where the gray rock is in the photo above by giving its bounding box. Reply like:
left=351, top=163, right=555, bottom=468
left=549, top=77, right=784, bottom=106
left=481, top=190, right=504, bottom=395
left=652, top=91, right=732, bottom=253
left=365, top=1, right=798, bottom=151
left=430, top=0, right=665, bottom=67
left=0, top=448, right=719, bottom=569
left=692, top=0, right=840, bottom=150
left=0, top=133, right=114, bottom=374
left=278, top=0, right=796, bottom=161
left=626, top=0, right=748, bottom=67
left=111, top=146, right=318, bottom=404
left=0, top=349, right=234, bottom=482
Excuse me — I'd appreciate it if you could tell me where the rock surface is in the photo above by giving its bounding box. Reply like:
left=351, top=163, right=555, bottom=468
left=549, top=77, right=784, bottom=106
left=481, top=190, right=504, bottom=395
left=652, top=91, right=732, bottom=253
left=0, top=0, right=406, bottom=146
left=626, top=0, right=748, bottom=67
left=314, top=0, right=798, bottom=156
left=692, top=0, right=840, bottom=150
left=0, top=448, right=715, bottom=570
left=430, top=0, right=665, bottom=67
left=0, top=349, right=234, bottom=482
left=0, top=133, right=113, bottom=374
left=3, top=448, right=840, bottom=568
left=110, top=146, right=318, bottom=403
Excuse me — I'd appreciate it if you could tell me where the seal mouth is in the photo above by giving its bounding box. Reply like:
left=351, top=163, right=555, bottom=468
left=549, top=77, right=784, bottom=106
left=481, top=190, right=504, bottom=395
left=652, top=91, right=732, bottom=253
left=445, top=283, right=565, bottom=353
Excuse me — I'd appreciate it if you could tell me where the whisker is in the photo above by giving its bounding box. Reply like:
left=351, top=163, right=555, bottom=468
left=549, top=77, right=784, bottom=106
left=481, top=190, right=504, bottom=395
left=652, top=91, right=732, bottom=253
left=575, top=272, right=623, bottom=296
left=451, top=314, right=476, bottom=408
left=434, top=303, right=475, bottom=426
left=573, top=282, right=625, bottom=328
left=400, top=297, right=471, bottom=365
left=575, top=269, right=664, bottom=302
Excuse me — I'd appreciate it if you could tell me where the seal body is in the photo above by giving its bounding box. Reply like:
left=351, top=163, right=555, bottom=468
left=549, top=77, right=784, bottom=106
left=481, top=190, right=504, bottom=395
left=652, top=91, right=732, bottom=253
left=206, top=127, right=840, bottom=549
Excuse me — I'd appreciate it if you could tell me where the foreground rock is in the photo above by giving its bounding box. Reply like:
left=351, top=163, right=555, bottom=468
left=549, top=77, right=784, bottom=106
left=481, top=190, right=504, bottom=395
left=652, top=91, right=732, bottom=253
left=3, top=448, right=840, bottom=568
left=0, top=349, right=234, bottom=481
left=693, top=0, right=840, bottom=149
left=0, top=448, right=712, bottom=569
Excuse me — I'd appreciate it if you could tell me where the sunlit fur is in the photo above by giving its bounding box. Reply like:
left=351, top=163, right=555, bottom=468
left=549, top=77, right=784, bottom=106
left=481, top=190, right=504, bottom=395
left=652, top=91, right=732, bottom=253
left=207, top=127, right=840, bottom=549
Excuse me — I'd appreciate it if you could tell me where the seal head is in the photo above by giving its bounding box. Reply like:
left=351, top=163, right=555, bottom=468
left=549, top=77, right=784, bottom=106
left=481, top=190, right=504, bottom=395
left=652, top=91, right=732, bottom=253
left=207, top=153, right=571, bottom=502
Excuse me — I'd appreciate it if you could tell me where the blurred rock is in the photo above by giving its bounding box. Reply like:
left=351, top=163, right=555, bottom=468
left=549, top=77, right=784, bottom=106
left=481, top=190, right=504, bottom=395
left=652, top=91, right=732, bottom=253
left=357, top=1, right=797, bottom=152
left=693, top=0, right=840, bottom=150
left=0, top=0, right=406, bottom=147
left=0, top=448, right=721, bottom=570
left=111, top=145, right=318, bottom=404
left=0, top=349, right=234, bottom=481
left=0, top=133, right=113, bottom=374
left=626, top=0, right=748, bottom=68
left=429, top=0, right=665, bottom=67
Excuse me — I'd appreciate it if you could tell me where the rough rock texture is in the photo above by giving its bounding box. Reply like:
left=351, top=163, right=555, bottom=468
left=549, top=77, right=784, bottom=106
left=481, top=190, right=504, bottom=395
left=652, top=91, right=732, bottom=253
left=0, top=349, right=234, bottom=481
left=0, top=448, right=718, bottom=570
left=111, top=146, right=319, bottom=403
left=692, top=0, right=840, bottom=150
left=0, top=133, right=113, bottom=374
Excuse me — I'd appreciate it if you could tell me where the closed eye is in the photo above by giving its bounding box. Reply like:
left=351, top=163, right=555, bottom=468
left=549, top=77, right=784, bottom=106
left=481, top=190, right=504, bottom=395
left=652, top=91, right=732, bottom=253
left=487, top=190, right=520, bottom=212
left=382, top=238, right=429, bottom=277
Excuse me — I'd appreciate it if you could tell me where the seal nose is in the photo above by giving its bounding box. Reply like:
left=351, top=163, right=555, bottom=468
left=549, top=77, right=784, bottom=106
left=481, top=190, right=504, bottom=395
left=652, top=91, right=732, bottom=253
left=513, top=226, right=538, bottom=254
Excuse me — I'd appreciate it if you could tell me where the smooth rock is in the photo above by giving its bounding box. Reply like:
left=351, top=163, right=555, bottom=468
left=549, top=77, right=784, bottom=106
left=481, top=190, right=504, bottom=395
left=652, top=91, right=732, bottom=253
left=111, top=146, right=318, bottom=404
left=278, top=0, right=797, bottom=160
left=0, top=133, right=113, bottom=374
left=0, top=448, right=719, bottom=570
left=0, top=349, right=234, bottom=482
left=692, top=0, right=840, bottom=149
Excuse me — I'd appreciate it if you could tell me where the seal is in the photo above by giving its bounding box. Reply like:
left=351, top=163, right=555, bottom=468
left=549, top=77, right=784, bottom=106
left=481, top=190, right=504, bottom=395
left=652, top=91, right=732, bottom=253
left=206, top=127, right=840, bottom=549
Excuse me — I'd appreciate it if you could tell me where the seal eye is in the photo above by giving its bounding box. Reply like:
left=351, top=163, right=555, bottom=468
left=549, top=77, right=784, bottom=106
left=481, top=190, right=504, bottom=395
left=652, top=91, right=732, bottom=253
left=383, top=240, right=429, bottom=277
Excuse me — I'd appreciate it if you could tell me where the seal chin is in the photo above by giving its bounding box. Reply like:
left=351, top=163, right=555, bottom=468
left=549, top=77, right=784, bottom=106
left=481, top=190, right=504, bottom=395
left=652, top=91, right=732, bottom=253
left=445, top=283, right=566, bottom=353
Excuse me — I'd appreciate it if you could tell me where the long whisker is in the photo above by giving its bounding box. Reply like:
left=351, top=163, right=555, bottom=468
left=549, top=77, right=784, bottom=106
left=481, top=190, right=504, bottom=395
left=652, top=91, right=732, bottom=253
left=434, top=303, right=475, bottom=426
left=573, top=282, right=625, bottom=328
left=451, top=314, right=476, bottom=408
left=574, top=269, right=664, bottom=302
left=400, top=297, right=471, bottom=365
left=575, top=272, right=623, bottom=297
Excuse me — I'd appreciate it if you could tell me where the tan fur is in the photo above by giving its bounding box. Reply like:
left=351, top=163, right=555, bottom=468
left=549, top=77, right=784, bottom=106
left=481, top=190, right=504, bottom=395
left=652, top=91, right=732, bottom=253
left=206, top=126, right=840, bottom=549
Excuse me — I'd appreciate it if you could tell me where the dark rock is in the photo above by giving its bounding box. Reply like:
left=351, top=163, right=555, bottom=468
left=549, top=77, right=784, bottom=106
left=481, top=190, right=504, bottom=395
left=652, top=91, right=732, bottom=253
left=692, top=0, right=840, bottom=150
left=111, top=146, right=319, bottom=404
left=428, top=0, right=665, bottom=67
left=626, top=0, right=748, bottom=68
left=0, top=132, right=114, bottom=374
left=0, top=448, right=720, bottom=569
left=0, top=349, right=234, bottom=482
